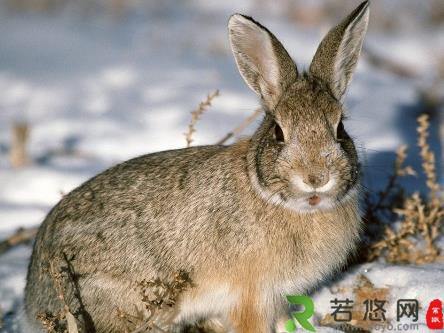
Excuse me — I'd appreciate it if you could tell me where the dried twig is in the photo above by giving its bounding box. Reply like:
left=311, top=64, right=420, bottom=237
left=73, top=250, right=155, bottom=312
left=37, top=259, right=79, bottom=333
left=417, top=114, right=440, bottom=200
left=367, top=114, right=443, bottom=264
left=36, top=312, right=61, bottom=333
left=185, top=90, right=219, bottom=147
left=10, top=122, right=30, bottom=168
left=50, top=259, right=79, bottom=333
left=0, top=226, right=38, bottom=255
left=117, top=271, right=193, bottom=333
left=216, top=108, right=262, bottom=145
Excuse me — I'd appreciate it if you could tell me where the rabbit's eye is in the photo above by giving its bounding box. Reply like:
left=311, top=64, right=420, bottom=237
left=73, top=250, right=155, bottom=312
left=274, top=122, right=285, bottom=143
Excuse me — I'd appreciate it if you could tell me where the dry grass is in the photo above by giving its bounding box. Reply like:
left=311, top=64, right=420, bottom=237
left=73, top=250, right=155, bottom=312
left=116, top=271, right=193, bottom=333
left=185, top=90, right=262, bottom=146
left=37, top=258, right=79, bottom=333
left=366, top=114, right=443, bottom=264
left=184, top=90, right=219, bottom=147
left=10, top=122, right=30, bottom=168
left=216, top=108, right=262, bottom=145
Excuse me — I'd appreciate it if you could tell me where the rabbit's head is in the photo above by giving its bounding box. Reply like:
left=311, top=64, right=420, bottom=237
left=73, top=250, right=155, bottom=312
left=229, top=1, right=369, bottom=212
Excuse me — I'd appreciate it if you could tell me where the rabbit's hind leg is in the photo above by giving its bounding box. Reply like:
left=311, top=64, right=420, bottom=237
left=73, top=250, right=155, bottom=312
left=74, top=274, right=163, bottom=333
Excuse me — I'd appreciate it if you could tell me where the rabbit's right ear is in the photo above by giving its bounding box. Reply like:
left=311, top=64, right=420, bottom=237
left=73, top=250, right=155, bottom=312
left=228, top=14, right=298, bottom=110
left=309, top=1, right=369, bottom=102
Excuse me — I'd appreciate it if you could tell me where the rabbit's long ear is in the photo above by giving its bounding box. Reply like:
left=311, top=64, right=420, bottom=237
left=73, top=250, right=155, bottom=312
left=228, top=14, right=298, bottom=109
left=309, top=1, right=369, bottom=102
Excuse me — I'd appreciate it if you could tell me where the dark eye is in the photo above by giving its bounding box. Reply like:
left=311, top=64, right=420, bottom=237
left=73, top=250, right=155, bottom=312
left=336, top=120, right=345, bottom=141
left=274, top=122, right=285, bottom=143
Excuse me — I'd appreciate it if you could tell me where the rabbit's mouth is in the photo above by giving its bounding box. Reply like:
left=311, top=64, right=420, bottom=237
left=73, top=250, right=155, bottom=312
left=284, top=191, right=346, bottom=213
left=283, top=180, right=356, bottom=212
left=299, top=192, right=333, bottom=210
left=308, top=195, right=321, bottom=206
left=249, top=169, right=357, bottom=213
left=289, top=184, right=360, bottom=213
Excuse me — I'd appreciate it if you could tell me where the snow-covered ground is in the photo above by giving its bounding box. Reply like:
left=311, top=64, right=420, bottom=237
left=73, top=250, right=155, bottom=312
left=0, top=1, right=443, bottom=332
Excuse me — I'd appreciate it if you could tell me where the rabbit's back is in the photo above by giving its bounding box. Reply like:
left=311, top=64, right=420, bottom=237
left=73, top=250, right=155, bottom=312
left=24, top=142, right=258, bottom=331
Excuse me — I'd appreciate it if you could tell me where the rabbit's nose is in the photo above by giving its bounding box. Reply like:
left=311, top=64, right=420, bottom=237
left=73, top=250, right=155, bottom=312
left=304, top=173, right=329, bottom=189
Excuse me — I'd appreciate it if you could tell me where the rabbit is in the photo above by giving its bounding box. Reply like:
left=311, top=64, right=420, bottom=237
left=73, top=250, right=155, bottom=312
left=24, top=1, right=370, bottom=333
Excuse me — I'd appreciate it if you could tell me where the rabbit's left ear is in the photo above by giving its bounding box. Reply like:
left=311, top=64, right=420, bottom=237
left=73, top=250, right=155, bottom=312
left=229, top=14, right=298, bottom=110
left=310, top=1, right=369, bottom=102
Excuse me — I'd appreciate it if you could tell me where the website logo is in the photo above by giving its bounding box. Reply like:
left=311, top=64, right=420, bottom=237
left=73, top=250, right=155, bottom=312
left=426, top=299, right=443, bottom=330
left=285, top=295, right=316, bottom=332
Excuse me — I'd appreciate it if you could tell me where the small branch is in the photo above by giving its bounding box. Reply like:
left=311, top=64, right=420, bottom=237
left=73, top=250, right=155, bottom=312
left=185, top=90, right=220, bottom=147
left=47, top=259, right=79, bottom=333
left=0, top=226, right=38, bottom=255
left=417, top=114, right=440, bottom=199
left=127, top=271, right=193, bottom=333
left=216, top=108, right=262, bottom=145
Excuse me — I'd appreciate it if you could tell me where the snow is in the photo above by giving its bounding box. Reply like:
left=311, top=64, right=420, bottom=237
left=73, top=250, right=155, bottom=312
left=0, top=1, right=442, bottom=332
left=312, top=262, right=444, bottom=333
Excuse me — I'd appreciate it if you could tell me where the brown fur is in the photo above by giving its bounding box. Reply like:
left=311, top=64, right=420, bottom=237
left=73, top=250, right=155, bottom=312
left=25, top=2, right=369, bottom=333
